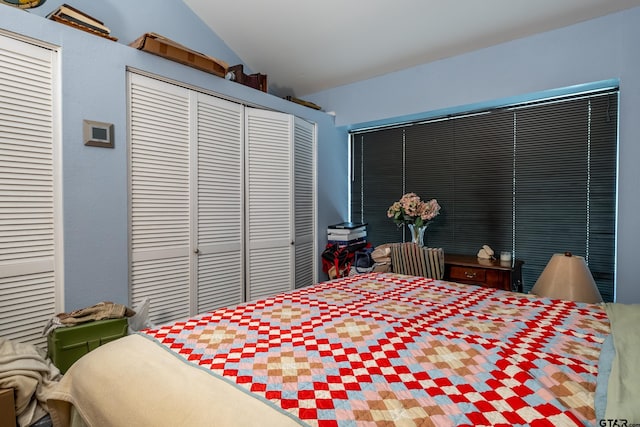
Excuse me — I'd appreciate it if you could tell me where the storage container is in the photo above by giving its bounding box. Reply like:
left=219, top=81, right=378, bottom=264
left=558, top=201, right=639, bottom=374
left=47, top=318, right=128, bottom=373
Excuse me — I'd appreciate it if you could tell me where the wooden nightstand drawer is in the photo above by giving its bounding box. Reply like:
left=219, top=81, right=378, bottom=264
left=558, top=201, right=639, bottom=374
left=444, top=254, right=524, bottom=292
left=449, top=266, right=486, bottom=283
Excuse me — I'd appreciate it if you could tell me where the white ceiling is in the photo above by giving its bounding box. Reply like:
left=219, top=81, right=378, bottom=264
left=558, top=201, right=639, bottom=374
left=183, top=0, right=640, bottom=97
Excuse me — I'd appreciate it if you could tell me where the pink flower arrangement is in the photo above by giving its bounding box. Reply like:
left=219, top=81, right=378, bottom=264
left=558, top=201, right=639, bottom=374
left=387, top=193, right=441, bottom=228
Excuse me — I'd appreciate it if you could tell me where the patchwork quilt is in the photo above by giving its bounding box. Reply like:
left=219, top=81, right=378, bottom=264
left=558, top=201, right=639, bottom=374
left=141, top=273, right=610, bottom=427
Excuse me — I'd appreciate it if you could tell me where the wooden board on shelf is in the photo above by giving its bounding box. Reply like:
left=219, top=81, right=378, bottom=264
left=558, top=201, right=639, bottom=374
left=285, top=96, right=322, bottom=110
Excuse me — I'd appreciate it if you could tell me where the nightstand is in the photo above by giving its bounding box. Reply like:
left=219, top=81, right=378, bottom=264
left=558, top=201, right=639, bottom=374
left=444, top=254, right=523, bottom=292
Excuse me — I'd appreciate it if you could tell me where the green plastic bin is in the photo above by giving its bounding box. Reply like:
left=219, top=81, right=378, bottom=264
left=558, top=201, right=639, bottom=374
left=47, top=318, right=128, bottom=373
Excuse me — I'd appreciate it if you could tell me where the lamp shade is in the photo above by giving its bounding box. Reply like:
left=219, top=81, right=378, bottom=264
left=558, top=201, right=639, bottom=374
left=531, top=252, right=603, bottom=304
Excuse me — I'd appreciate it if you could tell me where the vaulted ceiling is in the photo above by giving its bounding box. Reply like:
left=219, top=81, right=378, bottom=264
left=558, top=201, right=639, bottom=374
left=183, top=0, right=640, bottom=97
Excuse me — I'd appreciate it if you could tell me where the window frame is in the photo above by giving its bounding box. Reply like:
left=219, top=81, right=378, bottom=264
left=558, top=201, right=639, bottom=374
left=349, top=88, right=618, bottom=300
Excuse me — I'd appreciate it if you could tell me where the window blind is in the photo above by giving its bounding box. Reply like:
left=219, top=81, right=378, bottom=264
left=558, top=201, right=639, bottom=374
left=350, top=89, right=618, bottom=300
left=351, top=127, right=404, bottom=244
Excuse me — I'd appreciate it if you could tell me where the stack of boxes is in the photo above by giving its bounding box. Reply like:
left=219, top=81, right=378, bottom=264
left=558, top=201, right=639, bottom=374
left=323, top=222, right=369, bottom=279
left=327, top=222, right=367, bottom=249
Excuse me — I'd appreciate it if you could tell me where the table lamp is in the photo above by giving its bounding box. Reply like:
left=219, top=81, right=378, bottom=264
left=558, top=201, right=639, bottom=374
left=531, top=252, right=603, bottom=303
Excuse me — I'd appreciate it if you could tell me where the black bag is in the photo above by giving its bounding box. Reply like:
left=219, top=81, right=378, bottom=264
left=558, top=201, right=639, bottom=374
left=355, top=246, right=375, bottom=272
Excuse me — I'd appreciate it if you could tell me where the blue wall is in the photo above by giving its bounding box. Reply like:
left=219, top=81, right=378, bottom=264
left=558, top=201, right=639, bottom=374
left=0, top=1, right=347, bottom=311
left=24, top=0, right=246, bottom=72
left=306, top=7, right=640, bottom=303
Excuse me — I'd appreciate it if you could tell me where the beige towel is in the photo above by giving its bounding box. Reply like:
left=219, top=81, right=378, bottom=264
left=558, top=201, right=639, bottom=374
left=0, top=337, right=62, bottom=427
left=58, top=302, right=135, bottom=326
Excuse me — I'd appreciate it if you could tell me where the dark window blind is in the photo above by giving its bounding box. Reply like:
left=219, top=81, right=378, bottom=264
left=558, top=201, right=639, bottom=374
left=351, top=128, right=404, bottom=245
left=587, top=95, right=618, bottom=302
left=350, top=89, right=618, bottom=300
left=403, top=112, right=515, bottom=252
left=404, top=120, right=455, bottom=249
left=514, top=93, right=617, bottom=300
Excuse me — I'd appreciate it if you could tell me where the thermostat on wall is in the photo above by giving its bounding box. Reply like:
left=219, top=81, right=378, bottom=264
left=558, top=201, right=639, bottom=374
left=83, top=120, right=114, bottom=148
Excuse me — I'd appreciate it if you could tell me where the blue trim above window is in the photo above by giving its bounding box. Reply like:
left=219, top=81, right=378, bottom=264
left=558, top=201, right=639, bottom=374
left=344, top=79, right=620, bottom=133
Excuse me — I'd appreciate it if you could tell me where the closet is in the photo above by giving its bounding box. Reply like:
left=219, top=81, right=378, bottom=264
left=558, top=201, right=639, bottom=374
left=128, top=73, right=316, bottom=325
left=0, top=32, right=60, bottom=346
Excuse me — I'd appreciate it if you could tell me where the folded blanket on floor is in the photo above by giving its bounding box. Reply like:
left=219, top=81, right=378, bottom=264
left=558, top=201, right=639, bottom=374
left=0, top=337, right=62, bottom=427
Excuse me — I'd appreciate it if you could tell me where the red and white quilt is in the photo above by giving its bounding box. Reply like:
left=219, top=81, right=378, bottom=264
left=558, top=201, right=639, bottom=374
left=142, top=272, right=610, bottom=427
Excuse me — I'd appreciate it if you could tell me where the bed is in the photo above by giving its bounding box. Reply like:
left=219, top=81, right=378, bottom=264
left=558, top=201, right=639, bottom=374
left=46, top=272, right=638, bottom=426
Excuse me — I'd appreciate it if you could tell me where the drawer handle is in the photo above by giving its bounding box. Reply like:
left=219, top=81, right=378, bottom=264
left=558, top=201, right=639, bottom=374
left=465, top=271, right=477, bottom=279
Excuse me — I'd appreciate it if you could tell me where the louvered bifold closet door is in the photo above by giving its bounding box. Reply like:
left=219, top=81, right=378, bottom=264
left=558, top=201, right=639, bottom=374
left=293, top=117, right=315, bottom=289
left=129, top=74, right=191, bottom=325
left=245, top=108, right=293, bottom=300
left=195, top=93, right=244, bottom=312
left=0, top=34, right=57, bottom=346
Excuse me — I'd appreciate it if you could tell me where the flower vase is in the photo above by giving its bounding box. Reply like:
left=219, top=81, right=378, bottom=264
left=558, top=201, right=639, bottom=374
left=408, top=224, right=427, bottom=247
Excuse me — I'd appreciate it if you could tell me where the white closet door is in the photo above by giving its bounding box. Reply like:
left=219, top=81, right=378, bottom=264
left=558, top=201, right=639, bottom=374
left=245, top=108, right=293, bottom=300
left=129, top=74, right=191, bottom=325
left=293, top=117, right=316, bottom=289
left=195, top=93, right=244, bottom=312
left=0, top=33, right=58, bottom=346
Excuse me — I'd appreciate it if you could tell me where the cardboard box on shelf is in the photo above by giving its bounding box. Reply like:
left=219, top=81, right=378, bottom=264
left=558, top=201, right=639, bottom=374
left=130, top=33, right=228, bottom=78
